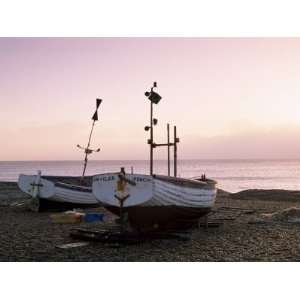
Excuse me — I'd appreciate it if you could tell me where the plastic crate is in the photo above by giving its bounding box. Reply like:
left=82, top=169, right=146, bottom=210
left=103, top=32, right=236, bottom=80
left=84, top=213, right=104, bottom=223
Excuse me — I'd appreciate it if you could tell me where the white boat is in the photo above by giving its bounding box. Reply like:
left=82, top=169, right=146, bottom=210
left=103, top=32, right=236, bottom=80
left=17, top=99, right=104, bottom=210
left=18, top=171, right=99, bottom=210
left=92, top=172, right=217, bottom=230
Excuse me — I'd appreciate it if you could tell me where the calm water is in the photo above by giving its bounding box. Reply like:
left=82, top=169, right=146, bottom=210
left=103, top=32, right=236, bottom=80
left=1, top=159, right=300, bottom=192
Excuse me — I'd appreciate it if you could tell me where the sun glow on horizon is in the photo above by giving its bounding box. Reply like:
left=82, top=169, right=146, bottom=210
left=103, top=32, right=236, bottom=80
left=1, top=38, right=300, bottom=160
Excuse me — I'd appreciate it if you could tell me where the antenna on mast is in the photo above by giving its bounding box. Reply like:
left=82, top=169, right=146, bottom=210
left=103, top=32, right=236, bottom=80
left=144, top=82, right=180, bottom=177
left=77, top=98, right=102, bottom=184
left=144, top=82, right=162, bottom=175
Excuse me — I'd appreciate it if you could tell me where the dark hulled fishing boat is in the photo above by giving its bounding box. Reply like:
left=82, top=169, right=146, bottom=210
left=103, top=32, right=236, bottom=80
left=92, top=82, right=217, bottom=230
left=92, top=172, right=217, bottom=230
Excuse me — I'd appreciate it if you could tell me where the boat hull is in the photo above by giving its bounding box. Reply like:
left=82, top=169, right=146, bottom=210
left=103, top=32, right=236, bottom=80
left=92, top=173, right=217, bottom=230
left=36, top=198, right=100, bottom=211
left=105, top=205, right=212, bottom=230
left=18, top=174, right=99, bottom=211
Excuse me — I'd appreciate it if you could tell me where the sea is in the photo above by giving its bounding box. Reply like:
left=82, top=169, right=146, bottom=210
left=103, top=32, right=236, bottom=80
left=1, top=159, right=300, bottom=193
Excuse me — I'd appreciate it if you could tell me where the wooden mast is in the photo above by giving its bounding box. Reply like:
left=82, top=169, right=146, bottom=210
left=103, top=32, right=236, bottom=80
left=81, top=119, right=96, bottom=179
left=150, top=98, right=154, bottom=175
left=174, top=126, right=177, bottom=177
left=145, top=82, right=160, bottom=176
left=77, top=99, right=102, bottom=184
left=144, top=82, right=179, bottom=177
left=167, top=123, right=170, bottom=176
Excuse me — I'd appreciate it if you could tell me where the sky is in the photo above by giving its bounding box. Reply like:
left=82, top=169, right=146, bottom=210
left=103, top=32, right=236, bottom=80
left=1, top=37, right=300, bottom=160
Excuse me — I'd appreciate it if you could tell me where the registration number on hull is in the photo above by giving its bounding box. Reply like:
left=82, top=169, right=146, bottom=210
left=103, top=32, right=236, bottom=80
left=94, top=175, right=151, bottom=183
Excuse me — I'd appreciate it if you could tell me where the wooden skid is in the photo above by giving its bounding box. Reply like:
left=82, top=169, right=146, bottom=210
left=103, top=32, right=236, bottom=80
left=70, top=228, right=191, bottom=244
left=198, top=222, right=223, bottom=228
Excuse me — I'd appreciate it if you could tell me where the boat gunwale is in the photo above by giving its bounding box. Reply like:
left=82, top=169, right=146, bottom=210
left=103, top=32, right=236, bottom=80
left=92, top=172, right=217, bottom=189
left=153, top=174, right=217, bottom=189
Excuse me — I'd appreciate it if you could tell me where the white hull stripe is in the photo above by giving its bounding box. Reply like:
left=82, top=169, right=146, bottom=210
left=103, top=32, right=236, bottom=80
left=53, top=187, right=98, bottom=204
left=155, top=182, right=216, bottom=202
left=142, top=194, right=213, bottom=208
left=154, top=179, right=216, bottom=196
left=154, top=189, right=214, bottom=207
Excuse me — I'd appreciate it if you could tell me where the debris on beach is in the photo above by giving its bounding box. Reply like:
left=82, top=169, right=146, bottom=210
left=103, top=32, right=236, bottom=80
left=0, top=182, right=31, bottom=207
left=249, top=207, right=300, bottom=224
left=56, top=242, right=89, bottom=249
left=198, top=221, right=223, bottom=228
left=27, top=198, right=40, bottom=212
left=70, top=228, right=191, bottom=245
left=261, top=207, right=300, bottom=222
left=51, top=211, right=84, bottom=224
left=232, top=189, right=300, bottom=202
left=50, top=211, right=105, bottom=224
left=84, top=212, right=105, bottom=222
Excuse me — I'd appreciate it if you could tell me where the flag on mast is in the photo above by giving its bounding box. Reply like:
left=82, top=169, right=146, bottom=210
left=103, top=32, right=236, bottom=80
left=92, top=111, right=98, bottom=121
left=92, top=98, right=102, bottom=121
left=96, top=98, right=102, bottom=108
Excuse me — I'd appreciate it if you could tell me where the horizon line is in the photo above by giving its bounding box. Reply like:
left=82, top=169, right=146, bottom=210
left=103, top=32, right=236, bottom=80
left=1, top=158, right=300, bottom=162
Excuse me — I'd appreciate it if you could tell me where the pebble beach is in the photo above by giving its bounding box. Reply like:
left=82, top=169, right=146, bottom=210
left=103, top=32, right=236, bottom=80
left=1, top=181, right=300, bottom=262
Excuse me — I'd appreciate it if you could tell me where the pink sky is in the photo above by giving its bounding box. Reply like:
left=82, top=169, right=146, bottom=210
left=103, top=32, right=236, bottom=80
left=1, top=38, right=300, bottom=160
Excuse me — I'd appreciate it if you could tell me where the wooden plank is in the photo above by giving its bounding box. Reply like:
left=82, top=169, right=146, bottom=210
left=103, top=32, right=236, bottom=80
left=56, top=242, right=89, bottom=249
